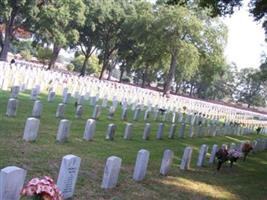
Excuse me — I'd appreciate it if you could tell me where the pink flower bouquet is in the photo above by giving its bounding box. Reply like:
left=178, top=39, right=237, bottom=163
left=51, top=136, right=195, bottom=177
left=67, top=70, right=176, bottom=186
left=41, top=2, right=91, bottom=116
left=21, top=176, right=63, bottom=200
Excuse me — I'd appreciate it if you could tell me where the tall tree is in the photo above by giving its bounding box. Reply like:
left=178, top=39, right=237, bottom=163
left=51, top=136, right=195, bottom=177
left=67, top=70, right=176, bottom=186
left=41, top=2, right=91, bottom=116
left=33, top=0, right=85, bottom=70
left=88, top=0, right=128, bottom=79
left=235, top=68, right=267, bottom=108
left=0, top=0, right=38, bottom=61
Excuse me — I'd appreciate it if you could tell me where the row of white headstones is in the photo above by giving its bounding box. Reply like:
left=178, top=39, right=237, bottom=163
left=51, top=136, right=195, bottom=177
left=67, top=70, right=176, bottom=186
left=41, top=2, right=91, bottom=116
left=6, top=88, right=262, bottom=143
left=1, top=139, right=267, bottom=200
left=4, top=60, right=266, bottom=124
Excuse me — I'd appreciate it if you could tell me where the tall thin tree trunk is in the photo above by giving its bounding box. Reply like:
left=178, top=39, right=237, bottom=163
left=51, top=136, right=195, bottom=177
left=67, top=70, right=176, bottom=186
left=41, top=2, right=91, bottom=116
left=0, top=9, right=17, bottom=62
left=119, top=68, right=124, bottom=82
left=47, top=44, right=61, bottom=70
left=163, top=48, right=178, bottom=96
left=80, top=55, right=89, bottom=76
left=142, top=65, right=149, bottom=88
left=107, top=67, right=112, bottom=80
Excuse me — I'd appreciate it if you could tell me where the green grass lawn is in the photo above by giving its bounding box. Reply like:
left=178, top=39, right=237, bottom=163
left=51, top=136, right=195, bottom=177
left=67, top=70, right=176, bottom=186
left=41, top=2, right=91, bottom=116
left=0, top=90, right=267, bottom=200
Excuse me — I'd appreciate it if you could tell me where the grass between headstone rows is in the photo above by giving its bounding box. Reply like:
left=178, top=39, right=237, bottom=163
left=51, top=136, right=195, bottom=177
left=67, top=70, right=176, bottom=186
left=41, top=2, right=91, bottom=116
left=0, top=90, right=267, bottom=200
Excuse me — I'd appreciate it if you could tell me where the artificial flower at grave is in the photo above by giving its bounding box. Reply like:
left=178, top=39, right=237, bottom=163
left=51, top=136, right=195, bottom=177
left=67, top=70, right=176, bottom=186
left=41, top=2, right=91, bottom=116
left=20, top=176, right=63, bottom=200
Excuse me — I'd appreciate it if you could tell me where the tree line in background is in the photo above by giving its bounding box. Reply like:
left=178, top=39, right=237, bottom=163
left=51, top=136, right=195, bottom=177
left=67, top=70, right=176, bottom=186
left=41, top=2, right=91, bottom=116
left=0, top=0, right=267, bottom=107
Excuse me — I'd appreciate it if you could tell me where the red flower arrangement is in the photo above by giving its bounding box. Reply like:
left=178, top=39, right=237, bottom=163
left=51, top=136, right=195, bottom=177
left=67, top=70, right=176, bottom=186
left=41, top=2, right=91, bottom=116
left=20, top=176, right=63, bottom=200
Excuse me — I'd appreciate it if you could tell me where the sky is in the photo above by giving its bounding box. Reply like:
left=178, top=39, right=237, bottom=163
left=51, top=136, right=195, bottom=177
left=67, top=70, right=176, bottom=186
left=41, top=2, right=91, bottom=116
left=222, top=0, right=267, bottom=69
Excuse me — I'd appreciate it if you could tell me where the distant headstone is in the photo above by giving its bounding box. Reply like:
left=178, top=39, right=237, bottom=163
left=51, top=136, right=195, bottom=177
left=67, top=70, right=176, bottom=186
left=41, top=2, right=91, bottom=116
left=189, top=124, right=194, bottom=137
left=144, top=109, right=150, bottom=121
left=180, top=147, right=193, bottom=170
left=63, top=92, right=71, bottom=104
left=123, top=123, right=133, bottom=140
left=105, top=124, right=116, bottom=140
left=75, top=105, right=83, bottom=119
left=23, top=117, right=40, bottom=141
left=83, top=119, right=96, bottom=141
left=153, top=110, right=159, bottom=121
left=62, top=88, right=68, bottom=97
left=92, top=105, right=101, bottom=119
left=56, top=119, right=71, bottom=142
left=133, top=108, right=141, bottom=121
left=209, top=144, right=218, bottom=164
left=121, top=108, right=127, bottom=121
left=108, top=106, right=116, bottom=119
left=133, top=149, right=150, bottom=181
left=10, top=86, right=20, bottom=98
left=31, top=88, right=38, bottom=100
left=171, top=112, right=176, bottom=123
left=32, top=100, right=43, bottom=118
left=90, top=96, right=97, bottom=106
left=143, top=123, right=151, bottom=140
left=0, top=166, right=26, bottom=200
left=56, top=103, right=65, bottom=118
left=160, top=149, right=174, bottom=176
left=197, top=144, right=208, bottom=167
left=102, top=97, right=108, bottom=108
left=6, top=98, right=18, bottom=117
left=77, top=95, right=84, bottom=105
left=47, top=91, right=56, bottom=102
left=57, top=155, right=81, bottom=199
left=178, top=122, right=186, bottom=138
left=101, top=156, right=122, bottom=189
left=168, top=124, right=176, bottom=139
left=156, top=123, right=164, bottom=140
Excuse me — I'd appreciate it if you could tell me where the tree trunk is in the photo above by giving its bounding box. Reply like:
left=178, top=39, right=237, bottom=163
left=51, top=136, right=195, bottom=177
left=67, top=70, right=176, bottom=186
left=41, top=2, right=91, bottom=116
left=0, top=9, right=17, bottom=62
left=163, top=48, right=178, bottom=96
left=47, top=44, right=61, bottom=70
left=80, top=55, right=89, bottom=76
left=107, top=67, right=112, bottom=80
left=119, top=68, right=124, bottom=82
left=99, top=56, right=109, bottom=80
left=189, top=84, right=194, bottom=96
left=142, top=65, right=149, bottom=88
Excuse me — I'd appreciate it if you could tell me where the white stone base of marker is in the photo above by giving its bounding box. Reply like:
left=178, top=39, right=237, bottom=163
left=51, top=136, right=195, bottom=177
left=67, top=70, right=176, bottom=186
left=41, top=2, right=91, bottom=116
left=160, top=149, right=174, bottom=176
left=23, top=117, right=40, bottom=141
left=57, top=155, right=81, bottom=199
left=168, top=124, right=176, bottom=139
left=209, top=144, right=218, bottom=164
left=101, top=156, right=122, bottom=189
left=124, top=123, right=133, bottom=140
left=47, top=91, right=56, bottom=102
left=156, top=123, right=164, bottom=139
left=0, top=166, right=26, bottom=200
left=75, top=105, right=83, bottom=118
left=143, top=123, right=151, bottom=140
left=180, top=147, right=193, bottom=170
left=56, top=119, right=71, bottom=142
left=32, top=100, right=43, bottom=118
left=6, top=98, right=18, bottom=117
left=189, top=125, right=194, bottom=137
left=106, top=124, right=116, bottom=140
left=197, top=144, right=208, bottom=167
left=56, top=103, right=65, bottom=118
left=83, top=119, right=96, bottom=141
left=133, top=149, right=150, bottom=181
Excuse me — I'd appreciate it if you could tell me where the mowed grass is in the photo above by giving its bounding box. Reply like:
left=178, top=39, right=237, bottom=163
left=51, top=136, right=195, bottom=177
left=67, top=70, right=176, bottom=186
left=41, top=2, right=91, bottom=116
left=0, top=90, right=267, bottom=200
